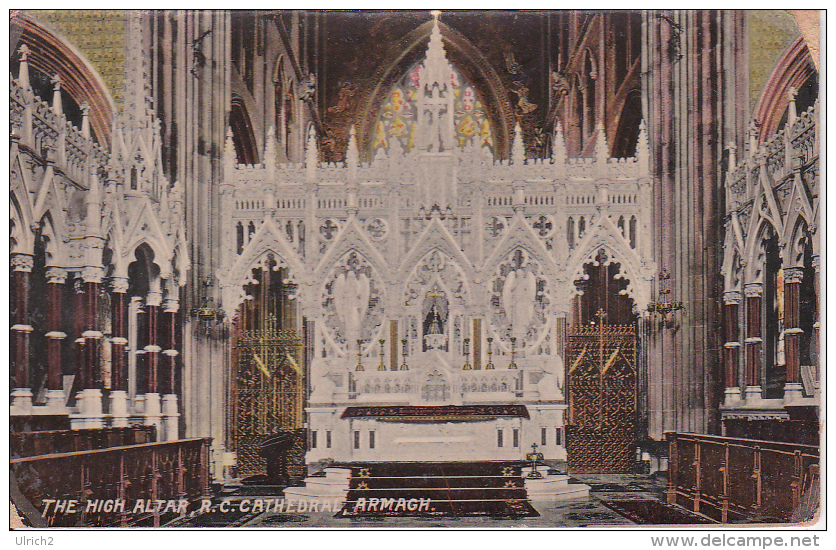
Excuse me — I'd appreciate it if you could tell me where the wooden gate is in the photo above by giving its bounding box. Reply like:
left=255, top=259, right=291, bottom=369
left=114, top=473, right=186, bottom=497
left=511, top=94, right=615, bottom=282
left=232, top=312, right=304, bottom=478
left=565, top=311, right=637, bottom=473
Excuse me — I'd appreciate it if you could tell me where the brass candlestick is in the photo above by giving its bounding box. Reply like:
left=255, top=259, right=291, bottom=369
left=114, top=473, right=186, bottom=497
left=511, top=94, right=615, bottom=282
left=377, top=339, right=386, bottom=371
left=462, top=338, right=472, bottom=370
left=356, top=339, right=364, bottom=371
left=400, top=338, right=409, bottom=370
left=508, top=336, right=517, bottom=369
left=485, top=337, right=495, bottom=369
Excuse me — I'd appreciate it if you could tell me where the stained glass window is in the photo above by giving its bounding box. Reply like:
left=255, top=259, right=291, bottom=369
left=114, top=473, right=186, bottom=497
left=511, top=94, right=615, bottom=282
left=373, top=63, right=494, bottom=155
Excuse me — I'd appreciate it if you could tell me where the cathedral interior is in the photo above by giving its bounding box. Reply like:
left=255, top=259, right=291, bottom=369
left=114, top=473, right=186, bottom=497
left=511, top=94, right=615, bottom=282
left=9, top=10, right=820, bottom=527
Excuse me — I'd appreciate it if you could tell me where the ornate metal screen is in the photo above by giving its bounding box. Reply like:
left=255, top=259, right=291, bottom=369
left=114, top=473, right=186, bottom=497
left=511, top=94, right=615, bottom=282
left=565, top=312, right=637, bottom=473
left=233, top=312, right=304, bottom=477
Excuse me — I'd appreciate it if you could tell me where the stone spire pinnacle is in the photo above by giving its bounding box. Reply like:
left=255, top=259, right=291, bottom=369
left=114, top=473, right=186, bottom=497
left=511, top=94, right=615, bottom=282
left=81, top=102, right=91, bottom=139
left=305, top=125, right=319, bottom=181
left=51, top=74, right=63, bottom=118
left=264, top=125, right=277, bottom=178
left=552, top=122, right=567, bottom=164
left=18, top=45, right=30, bottom=92
left=416, top=11, right=455, bottom=153
left=223, top=127, right=236, bottom=181
left=593, top=121, right=610, bottom=163
left=123, top=11, right=152, bottom=122
left=726, top=142, right=737, bottom=175
left=346, top=125, right=359, bottom=180
left=787, top=87, right=798, bottom=126
left=421, top=11, right=451, bottom=89
left=636, top=119, right=649, bottom=173
left=223, top=127, right=236, bottom=163
left=511, top=122, right=525, bottom=165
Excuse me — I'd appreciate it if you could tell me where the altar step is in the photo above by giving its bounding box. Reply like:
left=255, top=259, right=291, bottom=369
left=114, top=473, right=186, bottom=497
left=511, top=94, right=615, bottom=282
left=283, top=467, right=352, bottom=502
left=337, top=461, right=537, bottom=517
left=283, top=461, right=589, bottom=517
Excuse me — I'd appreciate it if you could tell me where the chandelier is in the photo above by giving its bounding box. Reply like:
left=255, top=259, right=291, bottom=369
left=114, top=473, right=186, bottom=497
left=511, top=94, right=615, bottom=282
left=647, top=268, right=685, bottom=318
left=189, top=277, right=226, bottom=324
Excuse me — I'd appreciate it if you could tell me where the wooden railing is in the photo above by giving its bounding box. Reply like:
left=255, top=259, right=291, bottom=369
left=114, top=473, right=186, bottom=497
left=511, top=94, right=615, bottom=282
left=666, top=432, right=819, bottom=523
left=11, top=438, right=211, bottom=527
left=11, top=426, right=157, bottom=458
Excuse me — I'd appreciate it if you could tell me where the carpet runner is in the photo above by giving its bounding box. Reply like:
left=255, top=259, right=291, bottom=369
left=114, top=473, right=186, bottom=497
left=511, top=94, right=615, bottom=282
left=336, top=461, right=539, bottom=518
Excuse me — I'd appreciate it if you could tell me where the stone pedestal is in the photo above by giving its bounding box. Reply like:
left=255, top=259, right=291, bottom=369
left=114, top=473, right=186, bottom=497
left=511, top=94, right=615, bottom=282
left=284, top=467, right=352, bottom=503
left=10, top=388, right=34, bottom=415
left=143, top=393, right=162, bottom=440
left=744, top=385, right=762, bottom=403
left=783, top=382, right=804, bottom=404
left=522, top=467, right=590, bottom=501
left=161, top=394, right=180, bottom=441
left=109, top=390, right=130, bottom=428
left=133, top=393, right=146, bottom=415
left=44, top=389, right=67, bottom=412
left=73, top=388, right=105, bottom=429
left=723, top=386, right=742, bottom=408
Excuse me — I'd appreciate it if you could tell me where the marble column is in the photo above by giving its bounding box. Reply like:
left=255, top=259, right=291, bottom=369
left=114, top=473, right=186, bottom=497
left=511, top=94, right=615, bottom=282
left=143, top=289, right=163, bottom=437
left=743, top=283, right=763, bottom=402
left=44, top=267, right=69, bottom=411
left=109, top=277, right=130, bottom=427
left=782, top=267, right=804, bottom=402
left=722, top=290, right=742, bottom=406
left=11, top=253, right=34, bottom=414
left=161, top=298, right=180, bottom=441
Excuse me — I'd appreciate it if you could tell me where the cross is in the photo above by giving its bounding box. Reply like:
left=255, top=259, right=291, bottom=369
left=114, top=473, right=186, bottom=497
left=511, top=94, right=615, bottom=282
left=530, top=443, right=539, bottom=454
left=320, top=219, right=338, bottom=240
left=487, top=217, right=504, bottom=237
left=533, top=215, right=552, bottom=237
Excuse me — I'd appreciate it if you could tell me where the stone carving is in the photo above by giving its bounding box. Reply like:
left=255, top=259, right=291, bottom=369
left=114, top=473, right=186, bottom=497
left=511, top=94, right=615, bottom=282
left=322, top=251, right=384, bottom=355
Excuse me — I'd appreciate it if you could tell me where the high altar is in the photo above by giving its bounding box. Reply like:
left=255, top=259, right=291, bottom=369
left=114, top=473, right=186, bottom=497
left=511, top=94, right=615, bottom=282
left=217, top=17, right=655, bottom=465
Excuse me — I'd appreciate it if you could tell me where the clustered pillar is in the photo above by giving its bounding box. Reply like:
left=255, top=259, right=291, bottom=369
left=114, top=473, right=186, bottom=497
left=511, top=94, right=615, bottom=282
left=143, top=288, right=163, bottom=436
left=109, top=277, right=130, bottom=427
left=10, top=253, right=34, bottom=413
left=722, top=290, right=741, bottom=405
left=161, top=297, right=181, bottom=441
left=9, top=263, right=182, bottom=439
left=44, top=267, right=69, bottom=411
left=743, top=283, right=763, bottom=402
left=74, top=268, right=105, bottom=429
left=782, top=268, right=804, bottom=402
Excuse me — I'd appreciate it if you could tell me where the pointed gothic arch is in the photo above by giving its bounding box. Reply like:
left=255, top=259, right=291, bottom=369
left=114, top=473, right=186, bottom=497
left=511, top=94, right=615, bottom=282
left=11, top=12, right=115, bottom=146
left=754, top=36, right=818, bottom=143
left=220, top=218, right=306, bottom=317
left=10, top=193, right=33, bottom=257
left=315, top=217, right=392, bottom=285
left=230, top=96, right=260, bottom=165
left=744, top=218, right=782, bottom=284
left=398, top=217, right=479, bottom=284
left=565, top=220, right=654, bottom=314
left=355, top=20, right=514, bottom=160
